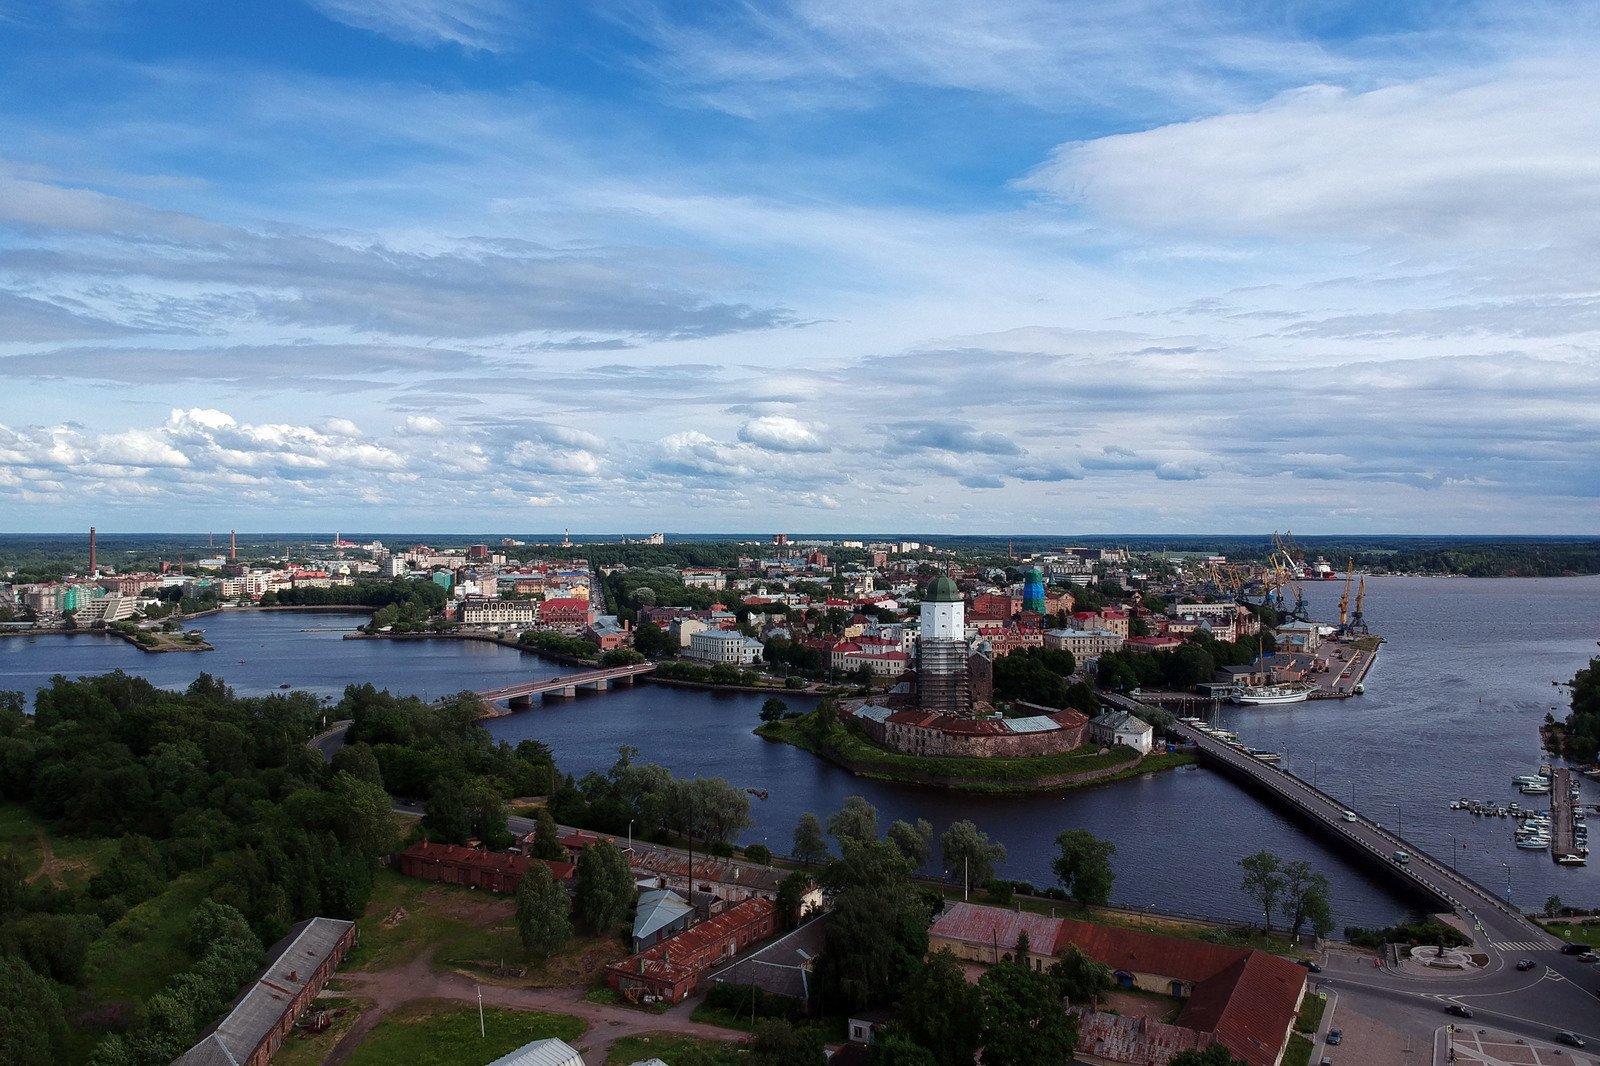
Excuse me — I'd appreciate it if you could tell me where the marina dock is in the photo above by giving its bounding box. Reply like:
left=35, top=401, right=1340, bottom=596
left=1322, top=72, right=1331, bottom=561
left=1551, top=767, right=1583, bottom=864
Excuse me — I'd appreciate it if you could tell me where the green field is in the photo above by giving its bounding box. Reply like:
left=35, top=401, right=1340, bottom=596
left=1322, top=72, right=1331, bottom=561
left=1294, top=993, right=1326, bottom=1033
left=605, top=1032, right=743, bottom=1066
left=1283, top=1032, right=1314, bottom=1066
left=343, top=1001, right=587, bottom=1066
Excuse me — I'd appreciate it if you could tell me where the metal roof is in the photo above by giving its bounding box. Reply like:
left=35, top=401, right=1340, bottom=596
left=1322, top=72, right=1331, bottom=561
left=633, top=889, right=696, bottom=943
left=1001, top=715, right=1060, bottom=734
left=855, top=704, right=895, bottom=723
left=483, top=1037, right=587, bottom=1066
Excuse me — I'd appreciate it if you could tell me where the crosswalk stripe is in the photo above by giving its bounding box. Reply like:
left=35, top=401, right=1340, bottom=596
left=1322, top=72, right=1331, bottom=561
left=1492, top=940, right=1550, bottom=951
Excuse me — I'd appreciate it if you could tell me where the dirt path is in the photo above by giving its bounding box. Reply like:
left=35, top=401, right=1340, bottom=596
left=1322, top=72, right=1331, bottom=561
left=26, top=830, right=65, bottom=888
left=323, top=952, right=742, bottom=1066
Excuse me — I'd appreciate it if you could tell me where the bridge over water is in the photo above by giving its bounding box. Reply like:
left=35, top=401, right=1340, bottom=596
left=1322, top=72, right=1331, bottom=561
left=1103, top=694, right=1557, bottom=953
left=474, top=663, right=656, bottom=708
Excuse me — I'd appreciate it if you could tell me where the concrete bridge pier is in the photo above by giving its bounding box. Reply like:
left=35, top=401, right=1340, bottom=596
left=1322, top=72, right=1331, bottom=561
left=593, top=678, right=609, bottom=691
left=559, top=685, right=577, bottom=698
left=509, top=694, right=532, bottom=709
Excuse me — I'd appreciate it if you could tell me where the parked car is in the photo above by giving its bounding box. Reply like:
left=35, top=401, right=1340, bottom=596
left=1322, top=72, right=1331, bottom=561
left=1556, top=1032, right=1586, bottom=1047
left=1579, top=951, right=1598, bottom=963
left=1446, top=1005, right=1474, bottom=1018
left=1326, top=1028, right=1342, bottom=1045
left=1297, top=959, right=1322, bottom=972
left=1515, top=959, right=1536, bottom=971
left=1561, top=942, right=1592, bottom=955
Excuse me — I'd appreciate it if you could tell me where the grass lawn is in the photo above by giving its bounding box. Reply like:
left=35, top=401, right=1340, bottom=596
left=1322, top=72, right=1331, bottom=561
left=273, top=997, right=365, bottom=1066
left=1538, top=919, right=1600, bottom=942
left=0, top=801, right=119, bottom=889
left=349, top=867, right=480, bottom=972
left=1282, top=1032, right=1314, bottom=1066
left=343, top=1001, right=586, bottom=1066
left=85, top=870, right=213, bottom=1004
left=605, top=1032, right=743, bottom=1066
left=435, top=920, right=628, bottom=988
left=1295, top=993, right=1326, bottom=1033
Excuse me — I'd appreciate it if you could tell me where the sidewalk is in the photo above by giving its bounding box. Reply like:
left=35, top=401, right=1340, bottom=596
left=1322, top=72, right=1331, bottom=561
left=1447, top=1024, right=1598, bottom=1066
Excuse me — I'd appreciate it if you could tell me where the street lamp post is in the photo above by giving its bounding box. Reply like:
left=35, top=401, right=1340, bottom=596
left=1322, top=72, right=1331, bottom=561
left=1449, top=833, right=1458, bottom=872
left=1500, top=862, right=1512, bottom=906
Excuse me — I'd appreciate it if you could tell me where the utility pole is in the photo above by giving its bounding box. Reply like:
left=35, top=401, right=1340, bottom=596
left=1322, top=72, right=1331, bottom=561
left=477, top=983, right=484, bottom=1038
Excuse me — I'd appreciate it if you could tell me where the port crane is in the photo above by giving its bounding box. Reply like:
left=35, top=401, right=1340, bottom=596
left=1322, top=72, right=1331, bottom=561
left=1347, top=575, right=1369, bottom=636
left=1261, top=531, right=1311, bottom=623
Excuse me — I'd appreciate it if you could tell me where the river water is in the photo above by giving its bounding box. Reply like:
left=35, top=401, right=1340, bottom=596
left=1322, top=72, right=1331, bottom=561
left=4, top=576, right=1597, bottom=930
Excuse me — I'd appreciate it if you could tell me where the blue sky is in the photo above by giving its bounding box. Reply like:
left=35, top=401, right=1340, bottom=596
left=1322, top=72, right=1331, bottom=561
left=2, top=0, right=1599, bottom=534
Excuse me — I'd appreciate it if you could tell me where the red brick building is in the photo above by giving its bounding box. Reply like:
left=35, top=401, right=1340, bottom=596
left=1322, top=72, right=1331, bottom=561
left=172, top=917, right=357, bottom=1066
left=398, top=841, right=574, bottom=893
left=539, top=597, right=594, bottom=631
left=606, top=898, right=778, bottom=1003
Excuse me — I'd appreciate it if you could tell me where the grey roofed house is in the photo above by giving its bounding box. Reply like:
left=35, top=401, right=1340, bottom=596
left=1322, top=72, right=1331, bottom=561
left=172, top=917, right=357, bottom=1066
left=483, top=1037, right=586, bottom=1066
left=632, top=888, right=697, bottom=952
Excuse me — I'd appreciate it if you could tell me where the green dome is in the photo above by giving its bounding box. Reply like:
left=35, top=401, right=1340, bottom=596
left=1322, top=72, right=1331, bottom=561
left=925, top=576, right=962, bottom=603
left=1024, top=567, right=1044, bottom=583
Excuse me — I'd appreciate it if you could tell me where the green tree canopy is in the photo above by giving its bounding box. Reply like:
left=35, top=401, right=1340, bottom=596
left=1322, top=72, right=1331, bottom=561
left=516, top=861, right=572, bottom=957
left=1051, top=829, right=1117, bottom=907
left=828, top=796, right=880, bottom=845
left=978, top=959, right=1078, bottom=1066
left=887, top=818, right=934, bottom=871
left=575, top=839, right=635, bottom=933
left=899, top=948, right=982, bottom=1066
left=816, top=841, right=929, bottom=1011
left=940, top=820, right=1006, bottom=887
left=1239, top=850, right=1286, bottom=939
left=793, top=813, right=829, bottom=865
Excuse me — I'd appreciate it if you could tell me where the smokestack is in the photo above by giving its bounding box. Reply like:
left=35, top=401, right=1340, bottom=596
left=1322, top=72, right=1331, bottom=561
left=230, top=530, right=236, bottom=562
left=89, top=527, right=96, bottom=575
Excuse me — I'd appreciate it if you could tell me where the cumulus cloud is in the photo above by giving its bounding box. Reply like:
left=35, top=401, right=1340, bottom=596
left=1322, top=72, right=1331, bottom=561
left=885, top=421, right=1023, bottom=456
left=737, top=415, right=829, bottom=453
left=396, top=415, right=445, bottom=436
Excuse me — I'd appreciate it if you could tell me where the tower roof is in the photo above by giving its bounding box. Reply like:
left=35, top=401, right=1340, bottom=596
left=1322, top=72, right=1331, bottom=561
left=924, top=576, right=962, bottom=603
left=1024, top=567, right=1044, bottom=583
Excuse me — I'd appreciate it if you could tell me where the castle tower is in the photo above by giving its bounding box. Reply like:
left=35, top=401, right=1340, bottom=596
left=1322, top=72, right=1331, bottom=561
left=917, top=576, right=971, bottom=715
left=1022, top=567, right=1046, bottom=615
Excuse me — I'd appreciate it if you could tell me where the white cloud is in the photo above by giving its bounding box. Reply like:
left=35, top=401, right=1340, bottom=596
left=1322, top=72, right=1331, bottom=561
left=396, top=415, right=445, bottom=436
left=303, top=0, right=517, bottom=51
left=737, top=415, right=828, bottom=453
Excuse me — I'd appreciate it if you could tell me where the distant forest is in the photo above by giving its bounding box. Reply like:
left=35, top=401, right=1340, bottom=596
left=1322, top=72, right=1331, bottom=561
left=2, top=533, right=1599, bottom=580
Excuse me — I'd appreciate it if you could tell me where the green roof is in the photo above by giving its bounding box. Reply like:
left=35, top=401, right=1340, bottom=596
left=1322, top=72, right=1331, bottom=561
left=924, top=576, right=962, bottom=603
left=1024, top=567, right=1044, bottom=582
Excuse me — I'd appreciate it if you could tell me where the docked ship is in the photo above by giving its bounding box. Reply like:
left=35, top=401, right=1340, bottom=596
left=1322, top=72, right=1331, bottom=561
left=1231, top=684, right=1315, bottom=706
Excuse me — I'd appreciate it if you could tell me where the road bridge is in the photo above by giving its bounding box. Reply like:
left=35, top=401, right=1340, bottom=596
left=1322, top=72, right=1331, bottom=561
left=474, top=663, right=656, bottom=707
left=1104, top=694, right=1557, bottom=953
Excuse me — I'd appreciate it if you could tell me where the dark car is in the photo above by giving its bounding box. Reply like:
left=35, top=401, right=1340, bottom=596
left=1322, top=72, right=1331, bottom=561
left=1516, top=959, right=1536, bottom=971
left=1297, top=959, right=1323, bottom=972
left=1446, top=1005, right=1474, bottom=1018
left=1556, top=1032, right=1586, bottom=1047
left=1326, top=1028, right=1341, bottom=1045
left=1561, top=942, right=1592, bottom=955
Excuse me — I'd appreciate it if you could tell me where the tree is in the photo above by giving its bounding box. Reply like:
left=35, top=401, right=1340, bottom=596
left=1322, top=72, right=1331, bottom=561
left=1170, top=1045, right=1251, bottom=1066
left=816, top=841, right=929, bottom=1010
left=776, top=870, right=814, bottom=927
left=887, top=818, right=934, bottom=871
left=575, top=839, right=635, bottom=933
left=1239, top=850, right=1286, bottom=940
left=1545, top=894, right=1564, bottom=918
left=1052, top=829, right=1117, bottom=907
left=900, top=949, right=982, bottom=1066
left=869, top=1029, right=939, bottom=1066
left=828, top=796, right=879, bottom=845
left=750, top=1020, right=827, bottom=1066
left=760, top=697, right=790, bottom=722
left=516, top=861, right=572, bottom=956
left=978, top=959, right=1078, bottom=1066
left=1049, top=944, right=1114, bottom=1002
left=940, top=820, right=1006, bottom=887
left=793, top=813, right=829, bottom=865
left=744, top=843, right=772, bottom=865
left=0, top=955, right=67, bottom=1066
left=1281, top=860, right=1334, bottom=940
left=531, top=808, right=565, bottom=862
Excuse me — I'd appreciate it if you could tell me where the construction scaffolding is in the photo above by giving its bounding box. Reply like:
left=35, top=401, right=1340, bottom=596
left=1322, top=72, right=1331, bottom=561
left=917, top=639, right=972, bottom=716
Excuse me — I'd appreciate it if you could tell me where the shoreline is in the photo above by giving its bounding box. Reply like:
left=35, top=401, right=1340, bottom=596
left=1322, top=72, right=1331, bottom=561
left=757, top=718, right=1197, bottom=793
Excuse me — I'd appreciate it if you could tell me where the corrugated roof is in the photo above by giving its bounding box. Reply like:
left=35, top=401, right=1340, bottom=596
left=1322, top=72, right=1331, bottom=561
left=855, top=704, right=895, bottom=723
left=483, top=1037, right=586, bottom=1066
left=1070, top=1007, right=1211, bottom=1064
left=633, top=889, right=696, bottom=943
left=928, top=902, right=1065, bottom=955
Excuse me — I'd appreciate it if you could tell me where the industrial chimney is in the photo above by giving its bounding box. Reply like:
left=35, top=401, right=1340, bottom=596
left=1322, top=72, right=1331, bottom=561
left=230, top=530, right=236, bottom=562
left=89, top=527, right=96, bottom=575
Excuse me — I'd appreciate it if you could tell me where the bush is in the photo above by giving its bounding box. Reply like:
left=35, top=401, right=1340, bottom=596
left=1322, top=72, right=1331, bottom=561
left=708, top=840, right=734, bottom=858
left=1343, top=919, right=1468, bottom=949
left=703, top=982, right=805, bottom=1024
left=744, top=844, right=772, bottom=865
left=986, top=880, right=1014, bottom=906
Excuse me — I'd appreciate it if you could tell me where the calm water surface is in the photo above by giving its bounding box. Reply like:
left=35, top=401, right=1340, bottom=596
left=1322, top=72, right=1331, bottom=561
left=4, top=577, right=1597, bottom=929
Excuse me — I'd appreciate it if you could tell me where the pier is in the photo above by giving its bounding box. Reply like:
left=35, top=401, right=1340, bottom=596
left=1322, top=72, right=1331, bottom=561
left=473, top=663, right=656, bottom=708
left=1551, top=767, right=1582, bottom=864
left=1105, top=694, right=1557, bottom=951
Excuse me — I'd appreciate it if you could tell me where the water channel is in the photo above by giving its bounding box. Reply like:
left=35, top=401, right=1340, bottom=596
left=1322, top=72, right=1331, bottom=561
left=4, top=576, right=1597, bottom=930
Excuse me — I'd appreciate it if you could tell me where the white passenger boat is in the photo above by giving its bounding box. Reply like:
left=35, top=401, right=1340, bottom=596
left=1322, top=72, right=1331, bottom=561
left=1231, top=684, right=1314, bottom=706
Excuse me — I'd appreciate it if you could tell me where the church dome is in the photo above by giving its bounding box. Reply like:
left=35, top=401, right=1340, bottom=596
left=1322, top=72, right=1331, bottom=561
left=924, top=576, right=962, bottom=602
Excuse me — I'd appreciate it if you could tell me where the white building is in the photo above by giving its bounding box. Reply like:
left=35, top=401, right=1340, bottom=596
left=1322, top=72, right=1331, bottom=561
left=460, top=599, right=538, bottom=627
left=1044, top=628, right=1125, bottom=657
left=688, top=628, right=765, bottom=665
left=1088, top=710, right=1154, bottom=754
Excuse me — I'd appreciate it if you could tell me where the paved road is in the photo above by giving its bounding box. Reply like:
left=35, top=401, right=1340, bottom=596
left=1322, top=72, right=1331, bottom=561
left=308, top=720, right=353, bottom=764
left=1160, top=717, right=1555, bottom=956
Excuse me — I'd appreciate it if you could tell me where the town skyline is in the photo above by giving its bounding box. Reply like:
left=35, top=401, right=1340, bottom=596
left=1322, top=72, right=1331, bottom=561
left=4, top=2, right=1600, bottom=533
